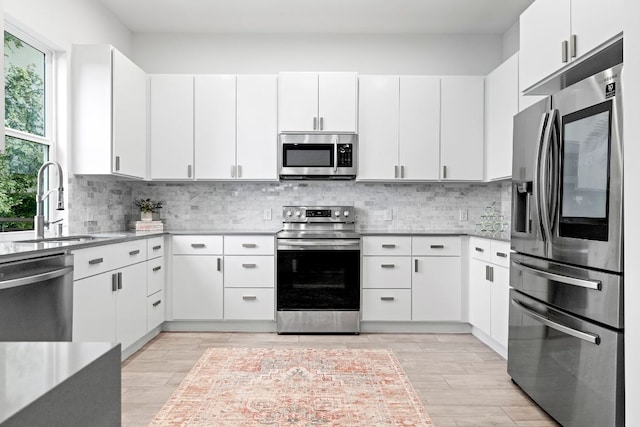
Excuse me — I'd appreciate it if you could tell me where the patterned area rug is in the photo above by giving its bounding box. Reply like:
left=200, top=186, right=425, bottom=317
left=150, top=347, right=433, bottom=426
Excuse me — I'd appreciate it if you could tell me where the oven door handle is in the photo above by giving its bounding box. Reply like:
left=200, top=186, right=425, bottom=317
left=511, top=298, right=600, bottom=345
left=0, top=266, right=73, bottom=290
left=512, top=260, right=601, bottom=290
left=277, top=239, right=360, bottom=250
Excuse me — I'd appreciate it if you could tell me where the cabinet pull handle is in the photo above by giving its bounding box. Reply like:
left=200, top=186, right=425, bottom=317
left=485, top=265, right=490, bottom=281
left=152, top=299, right=162, bottom=307
left=242, top=295, right=257, bottom=300
left=496, top=252, right=508, bottom=258
left=153, top=245, right=162, bottom=251
left=217, top=257, right=221, bottom=272
left=562, top=40, right=569, bottom=63
left=153, top=266, right=162, bottom=272
left=380, top=296, right=395, bottom=301
left=89, top=257, right=104, bottom=265
left=231, top=165, right=236, bottom=178
left=115, top=156, right=120, bottom=171
left=242, top=243, right=257, bottom=248
left=570, top=34, right=577, bottom=58
left=442, top=165, right=447, bottom=179
left=319, top=117, right=324, bottom=130
left=475, top=247, right=484, bottom=252
left=242, top=263, right=257, bottom=268
left=237, top=165, right=242, bottom=178
left=381, top=264, right=395, bottom=268
left=394, top=165, right=399, bottom=178
left=129, top=249, right=140, bottom=256
left=430, top=245, right=444, bottom=249
left=191, top=243, right=205, bottom=248
left=400, top=165, right=405, bottom=178
left=313, top=117, right=317, bottom=130
left=381, top=244, right=396, bottom=249
left=414, top=259, right=418, bottom=273
left=117, top=272, right=123, bottom=290
left=111, top=273, right=118, bottom=292
left=187, top=164, right=193, bottom=178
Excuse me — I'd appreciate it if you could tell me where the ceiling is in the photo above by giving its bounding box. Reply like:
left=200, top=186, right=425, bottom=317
left=97, top=0, right=534, bottom=35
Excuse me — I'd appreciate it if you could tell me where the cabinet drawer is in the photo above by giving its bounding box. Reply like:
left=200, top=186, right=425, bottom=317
left=469, top=237, right=491, bottom=262
left=173, top=235, right=223, bottom=255
left=147, top=236, right=165, bottom=259
left=362, top=256, right=411, bottom=289
left=224, top=235, right=274, bottom=255
left=224, top=256, right=275, bottom=287
left=147, top=290, right=165, bottom=331
left=72, top=240, right=147, bottom=280
left=362, top=236, right=411, bottom=256
left=147, top=257, right=165, bottom=296
left=490, top=241, right=511, bottom=267
left=114, top=240, right=148, bottom=267
left=362, top=289, right=411, bottom=321
left=412, top=236, right=461, bottom=256
left=224, top=288, right=274, bottom=320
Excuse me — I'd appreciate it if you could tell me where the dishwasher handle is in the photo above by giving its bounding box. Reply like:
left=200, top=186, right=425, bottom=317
left=0, top=266, right=73, bottom=290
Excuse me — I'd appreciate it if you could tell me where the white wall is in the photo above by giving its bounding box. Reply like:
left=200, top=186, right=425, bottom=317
left=624, top=1, right=640, bottom=424
left=132, top=33, right=503, bottom=75
left=502, top=20, right=519, bottom=61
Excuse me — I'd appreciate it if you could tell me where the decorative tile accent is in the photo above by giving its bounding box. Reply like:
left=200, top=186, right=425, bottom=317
left=69, top=176, right=511, bottom=234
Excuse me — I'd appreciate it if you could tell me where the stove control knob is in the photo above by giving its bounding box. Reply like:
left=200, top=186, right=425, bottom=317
left=295, top=211, right=301, bottom=217
left=344, top=210, right=351, bottom=217
left=286, top=210, right=292, bottom=217
left=335, top=211, right=341, bottom=217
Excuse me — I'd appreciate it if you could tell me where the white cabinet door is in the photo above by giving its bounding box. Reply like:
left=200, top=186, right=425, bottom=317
left=469, top=258, right=491, bottom=335
left=236, top=75, right=278, bottom=180
left=362, top=256, right=412, bottom=289
left=362, top=289, right=412, bottom=321
left=485, top=53, right=519, bottom=181
left=116, top=262, right=147, bottom=350
left=112, top=49, right=147, bottom=178
left=194, top=75, right=236, bottom=179
left=571, top=0, right=623, bottom=59
left=278, top=73, right=318, bottom=132
left=147, top=291, right=165, bottom=331
left=358, top=76, right=399, bottom=180
left=519, top=0, right=571, bottom=91
left=224, top=256, right=275, bottom=288
left=398, top=76, right=440, bottom=180
left=412, top=256, right=461, bottom=321
left=224, top=288, right=275, bottom=320
left=172, top=255, right=223, bottom=319
left=150, top=75, right=194, bottom=179
left=73, top=272, right=117, bottom=343
left=490, top=265, right=510, bottom=350
left=318, top=72, right=357, bottom=132
left=440, top=76, right=484, bottom=181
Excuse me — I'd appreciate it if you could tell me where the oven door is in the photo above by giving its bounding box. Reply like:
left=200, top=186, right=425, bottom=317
left=508, top=289, right=624, bottom=427
left=277, top=239, right=360, bottom=311
left=549, top=63, right=623, bottom=273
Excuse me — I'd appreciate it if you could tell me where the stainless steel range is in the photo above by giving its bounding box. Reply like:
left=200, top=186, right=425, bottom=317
left=276, top=205, right=360, bottom=334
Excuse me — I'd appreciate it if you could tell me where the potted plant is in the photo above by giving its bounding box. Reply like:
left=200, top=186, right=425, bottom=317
left=134, top=198, right=163, bottom=221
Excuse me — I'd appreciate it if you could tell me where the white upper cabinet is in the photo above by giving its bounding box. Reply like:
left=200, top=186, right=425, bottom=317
left=357, top=76, right=399, bottom=180
left=440, top=76, right=485, bottom=181
left=520, top=0, right=623, bottom=91
left=150, top=75, right=194, bottom=180
left=485, top=53, right=519, bottom=181
left=398, top=76, right=441, bottom=180
left=72, top=45, right=147, bottom=179
left=194, top=75, right=236, bottom=179
left=278, top=72, right=357, bottom=132
left=236, top=75, right=278, bottom=180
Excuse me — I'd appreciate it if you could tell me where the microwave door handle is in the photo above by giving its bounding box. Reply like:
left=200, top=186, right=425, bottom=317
left=534, top=112, right=550, bottom=244
left=333, top=137, right=338, bottom=172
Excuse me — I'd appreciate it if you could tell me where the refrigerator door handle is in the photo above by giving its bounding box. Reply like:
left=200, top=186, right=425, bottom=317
left=512, top=260, right=602, bottom=291
left=511, top=298, right=601, bottom=345
left=539, top=110, right=558, bottom=245
left=547, top=110, right=561, bottom=232
left=534, top=112, right=550, bottom=244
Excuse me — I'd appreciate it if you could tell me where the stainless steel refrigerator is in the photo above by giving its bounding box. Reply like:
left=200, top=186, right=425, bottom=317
left=508, top=58, right=624, bottom=425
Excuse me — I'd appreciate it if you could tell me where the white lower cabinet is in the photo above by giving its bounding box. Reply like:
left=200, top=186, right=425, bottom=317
left=224, top=288, right=274, bottom=320
left=362, top=235, right=462, bottom=322
left=468, top=237, right=511, bottom=352
left=146, top=236, right=165, bottom=331
left=172, top=254, right=223, bottom=320
left=115, top=263, right=148, bottom=349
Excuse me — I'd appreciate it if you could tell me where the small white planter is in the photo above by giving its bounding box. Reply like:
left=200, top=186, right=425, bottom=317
left=140, top=211, right=154, bottom=221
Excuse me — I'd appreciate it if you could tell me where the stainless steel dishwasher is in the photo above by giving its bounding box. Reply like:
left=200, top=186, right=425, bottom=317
left=0, top=253, right=74, bottom=341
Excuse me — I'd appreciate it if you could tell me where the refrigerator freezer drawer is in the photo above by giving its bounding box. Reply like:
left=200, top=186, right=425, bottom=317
left=508, top=289, right=624, bottom=427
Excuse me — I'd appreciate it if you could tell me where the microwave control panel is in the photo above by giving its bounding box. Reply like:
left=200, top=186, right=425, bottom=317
left=337, top=144, right=353, bottom=167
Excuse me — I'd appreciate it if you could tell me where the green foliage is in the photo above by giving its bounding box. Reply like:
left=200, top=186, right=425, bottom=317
left=134, top=198, right=163, bottom=213
left=0, top=31, right=47, bottom=231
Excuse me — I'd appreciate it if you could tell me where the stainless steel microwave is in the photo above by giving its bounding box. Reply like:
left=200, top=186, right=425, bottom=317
left=278, top=133, right=357, bottom=180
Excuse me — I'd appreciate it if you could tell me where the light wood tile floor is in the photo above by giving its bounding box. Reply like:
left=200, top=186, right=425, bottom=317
left=121, top=332, right=559, bottom=427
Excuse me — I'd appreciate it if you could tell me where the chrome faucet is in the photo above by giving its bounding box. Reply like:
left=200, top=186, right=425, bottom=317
left=34, top=161, right=65, bottom=239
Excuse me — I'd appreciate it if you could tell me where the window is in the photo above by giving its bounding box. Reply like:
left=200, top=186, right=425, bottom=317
left=1, top=27, right=53, bottom=232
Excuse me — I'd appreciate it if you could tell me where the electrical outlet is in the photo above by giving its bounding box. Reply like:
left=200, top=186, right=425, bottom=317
left=384, top=209, right=393, bottom=221
left=459, top=209, right=468, bottom=222
left=263, top=208, right=272, bottom=220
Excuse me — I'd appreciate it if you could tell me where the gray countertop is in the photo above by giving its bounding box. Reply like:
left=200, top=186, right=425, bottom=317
left=0, top=341, right=120, bottom=425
